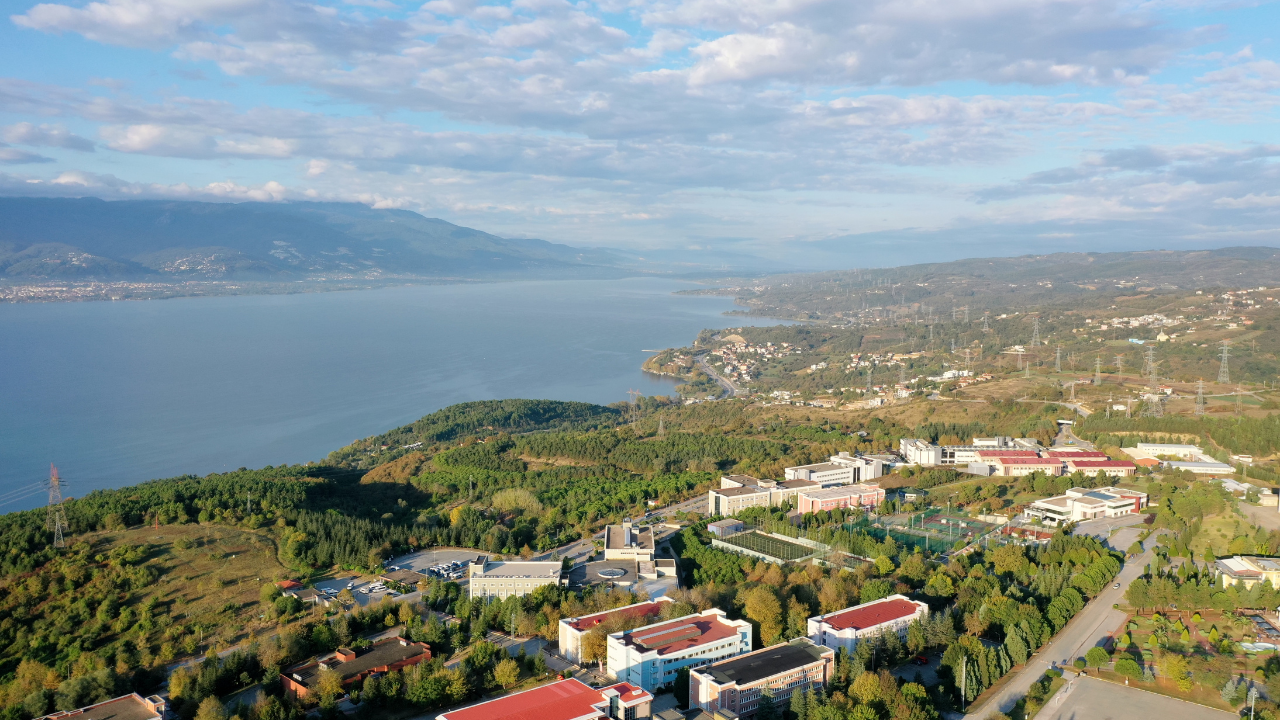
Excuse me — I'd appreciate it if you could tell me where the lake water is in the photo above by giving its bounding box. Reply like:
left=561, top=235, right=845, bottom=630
left=0, top=278, right=764, bottom=512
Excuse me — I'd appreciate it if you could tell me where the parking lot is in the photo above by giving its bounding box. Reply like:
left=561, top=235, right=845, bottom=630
left=388, top=547, right=478, bottom=581
left=313, top=574, right=405, bottom=607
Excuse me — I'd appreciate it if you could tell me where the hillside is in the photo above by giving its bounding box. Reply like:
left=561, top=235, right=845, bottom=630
left=0, top=198, right=635, bottom=282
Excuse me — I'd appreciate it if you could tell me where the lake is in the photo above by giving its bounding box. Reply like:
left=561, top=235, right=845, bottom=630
left=0, top=278, right=768, bottom=512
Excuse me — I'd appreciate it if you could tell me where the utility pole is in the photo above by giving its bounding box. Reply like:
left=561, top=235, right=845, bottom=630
left=1143, top=346, right=1157, bottom=380
left=960, top=657, right=967, bottom=711
left=1219, top=340, right=1231, bottom=384
left=963, top=306, right=970, bottom=323
left=1094, top=357, right=1103, bottom=386
left=1195, top=379, right=1206, bottom=415
left=657, top=417, right=665, bottom=439
left=46, top=464, right=67, bottom=549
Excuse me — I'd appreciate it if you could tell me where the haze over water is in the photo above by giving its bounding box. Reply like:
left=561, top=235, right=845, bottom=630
left=0, top=278, right=761, bottom=512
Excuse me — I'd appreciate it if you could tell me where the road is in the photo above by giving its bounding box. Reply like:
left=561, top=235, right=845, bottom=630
left=696, top=352, right=737, bottom=398
left=1040, top=675, right=1234, bottom=720
left=962, top=541, right=1158, bottom=720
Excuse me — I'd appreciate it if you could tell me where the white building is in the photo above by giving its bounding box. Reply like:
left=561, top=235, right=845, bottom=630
left=899, top=439, right=942, bottom=466
left=607, top=609, right=753, bottom=692
left=604, top=520, right=656, bottom=562
left=1165, top=461, right=1236, bottom=475
left=808, top=595, right=928, bottom=654
left=467, top=557, right=564, bottom=599
left=708, top=486, right=771, bottom=516
left=1023, top=487, right=1148, bottom=526
left=784, top=453, right=884, bottom=484
left=559, top=597, right=674, bottom=664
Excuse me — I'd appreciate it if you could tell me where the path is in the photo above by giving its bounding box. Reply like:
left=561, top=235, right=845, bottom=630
left=961, top=541, right=1157, bottom=720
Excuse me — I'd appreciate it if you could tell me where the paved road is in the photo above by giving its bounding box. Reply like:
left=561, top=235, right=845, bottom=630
left=962, top=542, right=1157, bottom=720
left=1040, top=675, right=1234, bottom=720
left=696, top=352, right=738, bottom=398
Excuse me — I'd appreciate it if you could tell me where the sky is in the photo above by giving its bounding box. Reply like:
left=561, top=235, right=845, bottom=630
left=2, top=0, right=1280, bottom=266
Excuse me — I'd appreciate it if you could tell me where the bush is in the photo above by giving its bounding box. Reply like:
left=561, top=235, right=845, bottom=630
left=1115, top=658, right=1142, bottom=680
left=1074, top=658, right=1087, bottom=670
left=1085, top=647, right=1110, bottom=668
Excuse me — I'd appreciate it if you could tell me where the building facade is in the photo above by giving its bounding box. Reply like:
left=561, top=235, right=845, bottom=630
left=1214, top=556, right=1280, bottom=590
left=468, top=557, right=564, bottom=599
left=282, top=638, right=432, bottom=699
left=708, top=487, right=770, bottom=517
left=689, top=639, right=835, bottom=719
left=607, top=609, right=753, bottom=692
left=899, top=439, right=942, bottom=466
left=989, top=457, right=1064, bottom=477
left=605, top=520, right=656, bottom=562
left=784, top=453, right=884, bottom=484
left=1063, top=459, right=1136, bottom=477
left=807, top=595, right=928, bottom=654
left=1023, top=487, right=1148, bottom=526
left=795, top=484, right=885, bottom=514
left=560, top=597, right=674, bottom=664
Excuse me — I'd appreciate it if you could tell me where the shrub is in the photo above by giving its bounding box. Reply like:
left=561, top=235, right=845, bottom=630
left=1073, top=658, right=1086, bottom=670
left=1115, top=658, right=1142, bottom=680
left=1085, top=647, right=1110, bottom=668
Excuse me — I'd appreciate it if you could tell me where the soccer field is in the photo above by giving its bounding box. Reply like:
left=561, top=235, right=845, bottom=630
left=719, top=531, right=813, bottom=561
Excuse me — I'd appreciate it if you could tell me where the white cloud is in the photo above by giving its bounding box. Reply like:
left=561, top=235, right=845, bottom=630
left=12, top=0, right=257, bottom=47
left=2, top=122, right=95, bottom=151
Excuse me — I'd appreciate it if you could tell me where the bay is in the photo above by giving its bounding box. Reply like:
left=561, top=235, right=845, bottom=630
left=0, top=278, right=766, bottom=512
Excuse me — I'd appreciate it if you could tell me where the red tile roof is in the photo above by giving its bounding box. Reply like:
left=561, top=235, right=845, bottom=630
left=994, top=457, right=1062, bottom=465
left=438, top=679, right=647, bottom=720
left=564, top=601, right=667, bottom=632
left=1065, top=460, right=1136, bottom=469
left=975, top=450, right=1041, bottom=459
left=819, top=598, right=922, bottom=632
left=1044, top=451, right=1109, bottom=458
left=619, top=613, right=742, bottom=656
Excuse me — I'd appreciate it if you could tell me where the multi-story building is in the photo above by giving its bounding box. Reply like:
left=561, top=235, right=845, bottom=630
left=437, top=678, right=652, bottom=720
left=718, top=475, right=822, bottom=508
left=795, top=484, right=885, bottom=514
left=468, top=557, right=564, bottom=599
left=282, top=638, right=432, bottom=699
left=605, top=520, right=656, bottom=562
left=559, top=597, right=675, bottom=664
left=707, top=519, right=745, bottom=537
left=708, top=486, right=770, bottom=516
left=784, top=453, right=884, bottom=484
left=1043, top=450, right=1110, bottom=459
left=1023, top=487, right=1148, bottom=526
left=1214, top=556, right=1280, bottom=590
left=808, top=595, right=928, bottom=654
left=989, top=457, right=1064, bottom=477
left=607, top=609, right=753, bottom=692
left=899, top=439, right=942, bottom=466
left=1062, top=459, right=1136, bottom=477
left=689, top=639, right=835, bottom=719
left=41, top=694, right=168, bottom=720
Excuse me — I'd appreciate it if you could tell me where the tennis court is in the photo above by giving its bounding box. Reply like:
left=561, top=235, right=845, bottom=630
left=718, top=531, right=814, bottom=562
left=918, top=512, right=997, bottom=539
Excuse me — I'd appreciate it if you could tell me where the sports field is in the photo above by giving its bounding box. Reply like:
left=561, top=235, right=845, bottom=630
left=919, top=512, right=996, bottom=539
left=719, top=531, right=813, bottom=561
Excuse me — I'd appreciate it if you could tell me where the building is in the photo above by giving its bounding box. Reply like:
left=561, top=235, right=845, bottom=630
left=607, top=609, right=753, bottom=692
left=41, top=694, right=167, bottom=720
left=1165, top=461, right=1236, bottom=475
left=707, top=519, right=745, bottom=537
left=807, top=595, right=928, bottom=654
left=784, top=453, right=884, bottom=484
left=379, top=568, right=426, bottom=588
left=1134, top=443, right=1203, bottom=459
left=899, top=439, right=942, bottom=466
left=436, top=678, right=652, bottom=720
left=795, top=484, right=885, bottom=514
left=605, top=520, right=656, bottom=562
left=1062, top=459, right=1136, bottom=478
left=989, top=457, right=1064, bottom=477
left=1214, top=556, right=1280, bottom=590
left=283, top=587, right=328, bottom=606
left=1043, top=450, right=1110, bottom=459
left=689, top=639, right=835, bottom=719
left=282, top=638, right=432, bottom=699
left=559, top=597, right=675, bottom=664
left=718, top=476, right=822, bottom=508
left=708, top=486, right=770, bottom=516
left=1023, top=487, right=1148, bottom=526
left=468, top=557, right=564, bottom=599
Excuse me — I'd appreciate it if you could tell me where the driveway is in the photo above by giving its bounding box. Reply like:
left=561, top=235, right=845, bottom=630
left=962, top=541, right=1158, bottom=720
left=1038, top=675, right=1234, bottom=720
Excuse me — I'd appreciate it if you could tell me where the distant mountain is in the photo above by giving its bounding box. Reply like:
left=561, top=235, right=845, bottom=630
left=0, top=198, right=646, bottom=281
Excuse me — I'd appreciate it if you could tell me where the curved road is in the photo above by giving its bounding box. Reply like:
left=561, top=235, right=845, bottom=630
left=696, top=353, right=738, bottom=398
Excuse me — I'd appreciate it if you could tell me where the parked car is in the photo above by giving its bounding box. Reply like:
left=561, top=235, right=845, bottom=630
left=911, top=656, right=929, bottom=666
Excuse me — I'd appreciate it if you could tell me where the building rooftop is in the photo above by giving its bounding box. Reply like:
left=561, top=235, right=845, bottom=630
left=815, top=596, right=923, bottom=632
left=789, top=462, right=844, bottom=473
left=722, top=474, right=763, bottom=487
left=471, top=560, right=563, bottom=579
left=975, top=450, right=1041, bottom=459
left=1033, top=496, right=1071, bottom=508
left=993, top=457, right=1062, bottom=466
left=564, top=599, right=670, bottom=632
left=711, top=486, right=768, bottom=497
left=1065, top=460, right=1135, bottom=469
left=707, top=519, right=744, bottom=529
left=778, top=479, right=821, bottom=490
left=42, top=695, right=164, bottom=720
left=605, top=523, right=655, bottom=551
left=1045, top=450, right=1109, bottom=458
left=799, top=484, right=881, bottom=501
left=615, top=612, right=743, bottom=656
left=698, top=639, right=830, bottom=686
left=288, top=638, right=430, bottom=689
left=438, top=679, right=649, bottom=720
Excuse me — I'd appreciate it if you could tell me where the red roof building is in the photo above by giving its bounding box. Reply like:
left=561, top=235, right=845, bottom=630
left=975, top=450, right=1042, bottom=460
left=436, top=678, right=651, bottom=720
left=1063, top=459, right=1137, bottom=477
left=1043, top=450, right=1109, bottom=459
left=807, top=595, right=929, bottom=654
left=989, top=457, right=1064, bottom=476
left=558, top=597, right=673, bottom=664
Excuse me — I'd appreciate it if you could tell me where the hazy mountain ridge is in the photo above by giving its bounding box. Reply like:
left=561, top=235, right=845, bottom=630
left=0, top=198, right=641, bottom=281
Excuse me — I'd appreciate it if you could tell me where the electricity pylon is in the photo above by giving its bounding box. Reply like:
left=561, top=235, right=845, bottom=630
left=1143, top=346, right=1157, bottom=380
left=46, top=464, right=67, bottom=549
left=1031, top=317, right=1040, bottom=346
left=1218, top=340, right=1231, bottom=384
left=1055, top=345, right=1062, bottom=373
left=1195, top=379, right=1206, bottom=416
left=982, top=312, right=990, bottom=331
left=1114, top=354, right=1124, bottom=380
left=1094, top=357, right=1102, bottom=386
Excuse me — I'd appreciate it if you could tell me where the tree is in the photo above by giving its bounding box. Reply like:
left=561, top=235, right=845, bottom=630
left=581, top=628, right=608, bottom=669
left=923, top=573, right=955, bottom=599
left=674, top=667, right=690, bottom=708
left=317, top=667, right=345, bottom=705
left=851, top=671, right=881, bottom=705
left=1127, top=541, right=1144, bottom=556
left=1159, top=654, right=1192, bottom=692
left=1085, top=647, right=1109, bottom=669
left=195, top=697, right=227, bottom=720
left=493, top=659, right=521, bottom=689
left=1115, top=658, right=1142, bottom=680
left=744, top=586, right=784, bottom=647
left=756, top=688, right=781, bottom=720
left=337, top=588, right=356, bottom=607
left=1125, top=578, right=1151, bottom=612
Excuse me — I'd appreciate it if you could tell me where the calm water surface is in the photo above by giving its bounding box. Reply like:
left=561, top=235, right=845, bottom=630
left=0, top=278, right=763, bottom=511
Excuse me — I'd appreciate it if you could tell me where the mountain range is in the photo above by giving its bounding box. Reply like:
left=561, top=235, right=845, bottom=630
left=0, top=198, right=672, bottom=281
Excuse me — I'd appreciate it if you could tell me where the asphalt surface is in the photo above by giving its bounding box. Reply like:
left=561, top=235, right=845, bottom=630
left=696, top=352, right=738, bottom=398
left=1040, top=675, right=1234, bottom=720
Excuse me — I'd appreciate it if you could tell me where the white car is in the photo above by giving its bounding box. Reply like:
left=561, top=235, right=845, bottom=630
left=347, top=582, right=355, bottom=589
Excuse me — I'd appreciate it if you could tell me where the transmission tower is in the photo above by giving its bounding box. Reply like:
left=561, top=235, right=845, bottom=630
left=981, top=312, right=989, bottom=331
left=963, top=349, right=973, bottom=373
left=963, top=306, right=970, bottom=322
left=1114, top=354, right=1124, bottom=381
left=46, top=464, right=67, bottom=549
left=1055, top=345, right=1062, bottom=373
left=1218, top=340, right=1231, bottom=384
left=1031, top=317, right=1040, bottom=346
left=899, top=366, right=907, bottom=385
left=1195, top=379, right=1206, bottom=416
left=626, top=389, right=641, bottom=423
left=950, top=338, right=956, bottom=353
left=952, top=306, right=957, bottom=321
left=1094, top=357, right=1102, bottom=386
left=1143, top=346, right=1157, bottom=381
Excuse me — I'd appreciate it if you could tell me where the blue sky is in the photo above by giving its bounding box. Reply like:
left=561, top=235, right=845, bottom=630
left=2, top=0, right=1279, bottom=265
